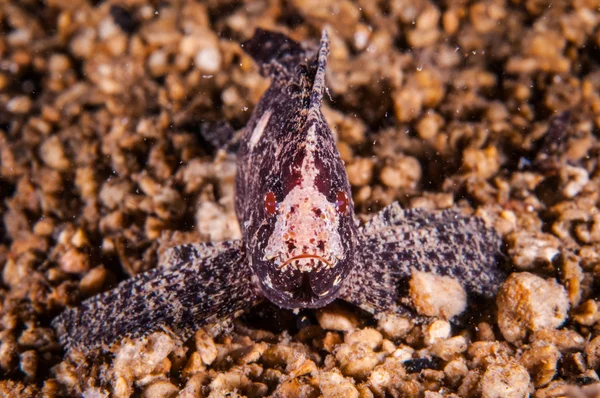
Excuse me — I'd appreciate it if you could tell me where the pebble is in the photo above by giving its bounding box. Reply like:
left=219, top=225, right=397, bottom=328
left=377, top=313, right=413, bottom=340
left=346, top=158, right=375, bottom=187
left=195, top=47, right=221, bottom=74
left=345, top=328, right=383, bottom=350
left=316, top=305, right=359, bottom=332
left=6, top=96, right=32, bottom=114
left=505, top=231, right=560, bottom=270
left=194, top=330, right=217, bottom=366
left=430, top=336, right=468, bottom=361
left=143, top=380, right=178, bottom=398
left=496, top=272, right=570, bottom=342
left=39, top=136, right=70, bottom=171
left=519, top=342, right=560, bottom=387
left=423, top=320, right=451, bottom=346
left=335, top=343, right=382, bottom=378
left=59, top=248, right=90, bottom=274
left=409, top=271, right=467, bottom=319
left=379, top=156, right=421, bottom=189
left=318, top=370, right=359, bottom=398
left=462, top=147, right=500, bottom=179
left=585, top=336, right=600, bottom=369
left=79, top=266, right=107, bottom=295
left=479, top=363, right=531, bottom=398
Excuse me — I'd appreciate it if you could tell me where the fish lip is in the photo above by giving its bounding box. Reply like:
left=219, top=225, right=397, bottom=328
left=276, top=253, right=333, bottom=270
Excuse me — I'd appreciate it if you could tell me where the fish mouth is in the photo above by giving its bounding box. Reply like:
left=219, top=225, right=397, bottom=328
left=276, top=254, right=333, bottom=270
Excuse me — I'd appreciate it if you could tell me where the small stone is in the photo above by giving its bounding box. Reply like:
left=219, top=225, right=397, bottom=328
left=143, top=380, right=178, bottom=398
left=519, top=342, right=560, bottom=388
left=531, top=329, right=585, bottom=353
left=497, top=272, right=570, bottom=343
left=71, top=228, right=90, bottom=248
left=261, top=345, right=296, bottom=367
left=505, top=231, right=560, bottom=270
left=18, top=327, right=54, bottom=349
left=475, top=322, right=496, bottom=341
left=393, top=86, right=423, bottom=122
left=442, top=9, right=460, bottom=35
left=346, top=158, right=375, bottom=187
left=392, top=345, right=414, bottom=362
left=99, top=180, right=132, bottom=210
left=417, top=112, right=443, bottom=140
left=573, top=299, right=600, bottom=326
left=468, top=341, right=513, bottom=369
left=368, top=366, right=392, bottom=395
left=345, top=328, right=382, bottom=350
left=560, top=165, right=589, bottom=198
left=59, top=248, right=90, bottom=274
left=6, top=96, right=32, bottom=114
left=287, top=357, right=317, bottom=378
left=322, top=331, right=343, bottom=353
left=113, top=333, right=175, bottom=384
left=369, top=356, right=409, bottom=395
left=430, top=336, right=468, bottom=361
left=462, top=147, right=500, bottom=179
left=380, top=156, right=422, bottom=189
left=381, top=339, right=396, bottom=354
left=79, top=266, right=107, bottom=295
left=209, top=368, right=250, bottom=393
left=19, top=350, right=37, bottom=380
left=148, top=50, right=168, bottom=77
left=179, top=373, right=207, bottom=398
left=479, top=362, right=531, bottom=398
left=81, top=387, right=109, bottom=398
left=236, top=342, right=268, bottom=365
left=377, top=313, right=413, bottom=340
left=585, top=336, right=600, bottom=369
left=423, top=320, right=451, bottom=346
left=318, top=370, right=359, bottom=398
left=181, top=352, right=205, bottom=378
left=444, top=358, right=469, bottom=387
left=75, top=167, right=98, bottom=200
left=194, top=330, right=217, bottom=366
left=39, top=136, right=70, bottom=171
left=409, top=271, right=467, bottom=319
left=335, top=343, right=382, bottom=378
left=196, top=201, right=240, bottom=242
left=316, top=305, right=359, bottom=332
left=195, top=47, right=221, bottom=74
left=33, top=218, right=55, bottom=237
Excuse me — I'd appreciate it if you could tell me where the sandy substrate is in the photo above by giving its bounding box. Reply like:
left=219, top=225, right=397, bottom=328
left=1, top=0, right=600, bottom=396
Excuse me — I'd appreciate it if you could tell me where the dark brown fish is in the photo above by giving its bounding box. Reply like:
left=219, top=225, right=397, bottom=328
left=52, top=29, right=505, bottom=353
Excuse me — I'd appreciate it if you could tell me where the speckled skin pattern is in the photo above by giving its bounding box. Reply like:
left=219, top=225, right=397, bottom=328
left=341, top=203, right=505, bottom=315
left=237, top=29, right=356, bottom=309
left=53, top=241, right=259, bottom=352
left=52, top=30, right=505, bottom=353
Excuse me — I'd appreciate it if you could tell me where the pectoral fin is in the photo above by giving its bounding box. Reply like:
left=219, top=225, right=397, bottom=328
left=341, top=203, right=505, bottom=314
left=53, top=240, right=260, bottom=353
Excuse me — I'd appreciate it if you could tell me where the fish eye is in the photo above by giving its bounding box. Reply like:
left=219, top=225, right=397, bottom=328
left=264, top=191, right=278, bottom=215
left=335, top=191, right=348, bottom=214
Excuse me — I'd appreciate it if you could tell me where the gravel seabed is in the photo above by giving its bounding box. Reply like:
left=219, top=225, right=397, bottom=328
left=1, top=1, right=600, bottom=397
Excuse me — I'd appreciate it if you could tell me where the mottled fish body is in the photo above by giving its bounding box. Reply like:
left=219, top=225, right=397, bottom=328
left=237, top=30, right=356, bottom=309
left=52, top=29, right=506, bottom=353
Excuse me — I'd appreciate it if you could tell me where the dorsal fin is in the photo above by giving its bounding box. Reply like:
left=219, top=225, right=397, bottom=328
left=308, top=30, right=329, bottom=122
left=242, top=29, right=306, bottom=79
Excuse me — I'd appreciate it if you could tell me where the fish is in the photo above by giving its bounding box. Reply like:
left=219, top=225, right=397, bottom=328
left=52, top=29, right=506, bottom=353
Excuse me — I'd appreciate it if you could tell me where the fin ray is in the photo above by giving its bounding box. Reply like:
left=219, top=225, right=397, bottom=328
left=52, top=240, right=260, bottom=352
